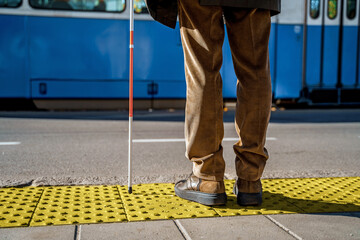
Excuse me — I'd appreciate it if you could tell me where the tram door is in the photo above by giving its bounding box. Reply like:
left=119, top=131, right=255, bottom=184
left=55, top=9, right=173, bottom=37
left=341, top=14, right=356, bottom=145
left=340, top=0, right=360, bottom=90
left=305, top=0, right=360, bottom=103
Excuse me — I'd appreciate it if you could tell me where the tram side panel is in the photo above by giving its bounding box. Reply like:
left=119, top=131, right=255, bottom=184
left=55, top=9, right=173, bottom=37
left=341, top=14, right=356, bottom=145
left=29, top=16, right=130, bottom=98
left=0, top=15, right=29, bottom=98
left=269, top=19, right=277, bottom=93
left=133, top=20, right=186, bottom=99
left=221, top=29, right=236, bottom=98
left=273, top=1, right=305, bottom=99
left=5, top=0, right=358, bottom=104
left=220, top=20, right=278, bottom=99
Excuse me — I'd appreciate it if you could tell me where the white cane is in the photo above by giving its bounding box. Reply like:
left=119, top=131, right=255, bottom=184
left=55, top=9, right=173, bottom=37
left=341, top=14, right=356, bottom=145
left=128, top=0, right=134, bottom=194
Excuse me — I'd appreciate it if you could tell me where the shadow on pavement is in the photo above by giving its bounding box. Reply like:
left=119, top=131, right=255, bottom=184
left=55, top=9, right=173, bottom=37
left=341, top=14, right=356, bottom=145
left=215, top=191, right=360, bottom=217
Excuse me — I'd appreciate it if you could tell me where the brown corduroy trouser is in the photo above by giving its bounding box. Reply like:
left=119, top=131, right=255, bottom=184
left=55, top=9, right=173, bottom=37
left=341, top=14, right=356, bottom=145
left=178, top=0, right=272, bottom=192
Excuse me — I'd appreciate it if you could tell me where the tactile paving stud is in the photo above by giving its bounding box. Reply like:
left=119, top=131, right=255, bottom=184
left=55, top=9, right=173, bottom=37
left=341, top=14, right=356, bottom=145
left=118, top=185, right=219, bottom=221
left=30, top=186, right=127, bottom=226
left=0, top=187, right=43, bottom=228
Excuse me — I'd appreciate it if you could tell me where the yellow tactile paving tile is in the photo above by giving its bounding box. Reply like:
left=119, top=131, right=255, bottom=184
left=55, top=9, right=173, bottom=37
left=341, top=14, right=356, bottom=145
left=0, top=187, right=43, bottom=204
left=118, top=185, right=219, bottom=221
left=30, top=186, right=127, bottom=226
left=0, top=187, right=44, bottom=228
left=262, top=178, right=360, bottom=213
left=0, top=177, right=359, bottom=228
left=323, top=177, right=360, bottom=197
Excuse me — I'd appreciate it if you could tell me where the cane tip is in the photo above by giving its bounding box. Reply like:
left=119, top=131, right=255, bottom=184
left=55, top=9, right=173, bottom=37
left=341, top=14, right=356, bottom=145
left=128, top=187, right=132, bottom=194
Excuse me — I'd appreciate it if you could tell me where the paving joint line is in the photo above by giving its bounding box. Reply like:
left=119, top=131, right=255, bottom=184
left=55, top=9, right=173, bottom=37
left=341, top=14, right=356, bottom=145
left=212, top=206, right=223, bottom=217
left=281, top=197, right=307, bottom=214
left=27, top=187, right=45, bottom=227
left=74, top=225, right=81, bottom=240
left=264, top=215, right=302, bottom=240
left=116, top=185, right=130, bottom=222
left=173, top=219, right=192, bottom=240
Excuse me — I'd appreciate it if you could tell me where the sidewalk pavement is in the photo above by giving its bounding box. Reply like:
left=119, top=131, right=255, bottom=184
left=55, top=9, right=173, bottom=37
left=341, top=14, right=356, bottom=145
left=1, top=212, right=359, bottom=240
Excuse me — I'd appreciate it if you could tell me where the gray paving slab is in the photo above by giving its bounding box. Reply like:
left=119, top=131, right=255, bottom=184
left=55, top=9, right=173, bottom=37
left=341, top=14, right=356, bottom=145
left=80, top=221, right=184, bottom=240
left=0, top=225, right=75, bottom=240
left=271, top=213, right=360, bottom=240
left=177, top=216, right=293, bottom=240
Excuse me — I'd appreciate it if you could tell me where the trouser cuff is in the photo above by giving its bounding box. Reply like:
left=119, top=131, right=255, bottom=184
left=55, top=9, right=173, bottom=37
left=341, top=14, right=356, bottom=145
left=193, top=167, right=224, bottom=181
left=236, top=178, right=262, bottom=193
left=190, top=147, right=225, bottom=181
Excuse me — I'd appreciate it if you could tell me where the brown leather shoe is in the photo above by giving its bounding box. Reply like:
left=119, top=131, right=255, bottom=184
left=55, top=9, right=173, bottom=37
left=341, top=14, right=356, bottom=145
left=174, top=174, right=227, bottom=206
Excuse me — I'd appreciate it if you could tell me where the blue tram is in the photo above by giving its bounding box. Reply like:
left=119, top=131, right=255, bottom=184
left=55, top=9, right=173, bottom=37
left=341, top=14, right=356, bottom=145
left=0, top=0, right=359, bottom=107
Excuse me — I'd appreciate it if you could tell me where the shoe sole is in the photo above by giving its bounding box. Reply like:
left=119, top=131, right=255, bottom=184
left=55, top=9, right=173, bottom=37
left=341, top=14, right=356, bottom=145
left=174, top=186, right=227, bottom=206
left=236, top=192, right=262, bottom=206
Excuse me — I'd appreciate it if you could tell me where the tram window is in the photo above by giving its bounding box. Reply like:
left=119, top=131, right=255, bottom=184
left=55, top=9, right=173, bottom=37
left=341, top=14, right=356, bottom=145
left=328, top=0, right=338, bottom=19
left=29, top=0, right=125, bottom=12
left=134, top=0, right=148, bottom=13
left=310, top=0, right=320, bottom=19
left=347, top=0, right=356, bottom=19
left=0, top=0, right=22, bottom=7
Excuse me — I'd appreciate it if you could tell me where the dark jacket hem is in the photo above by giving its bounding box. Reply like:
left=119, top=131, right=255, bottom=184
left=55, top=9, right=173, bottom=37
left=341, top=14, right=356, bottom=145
left=199, top=0, right=280, bottom=16
left=146, top=0, right=280, bottom=29
left=149, top=13, right=177, bottom=29
left=146, top=0, right=178, bottom=29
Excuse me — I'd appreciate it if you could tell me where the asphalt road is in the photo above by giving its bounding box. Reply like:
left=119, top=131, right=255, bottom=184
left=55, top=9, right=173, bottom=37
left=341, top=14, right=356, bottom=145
left=0, top=109, right=359, bottom=187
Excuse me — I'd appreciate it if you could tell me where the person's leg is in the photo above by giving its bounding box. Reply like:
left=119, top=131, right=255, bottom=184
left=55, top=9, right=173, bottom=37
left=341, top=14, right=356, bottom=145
left=179, top=0, right=225, bottom=181
left=224, top=8, right=272, bottom=203
left=174, top=0, right=226, bottom=205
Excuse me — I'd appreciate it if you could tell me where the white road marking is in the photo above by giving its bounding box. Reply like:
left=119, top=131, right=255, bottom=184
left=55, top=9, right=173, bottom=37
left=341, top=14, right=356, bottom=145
left=133, top=137, right=277, bottom=143
left=0, top=142, right=21, bottom=146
